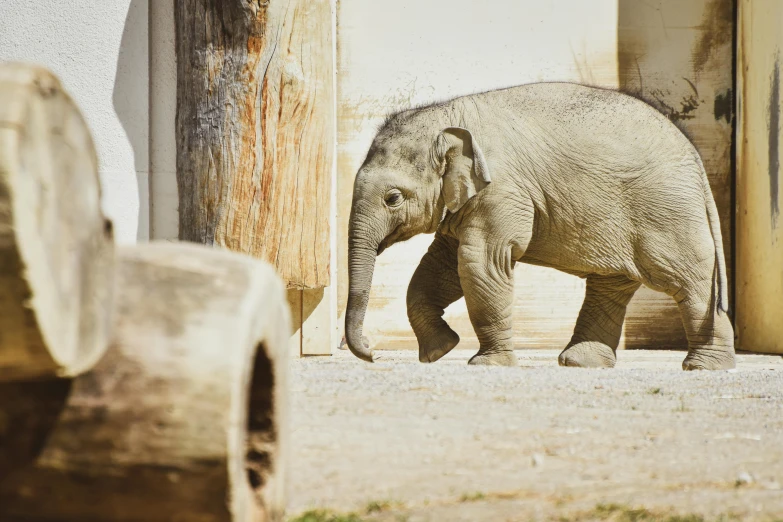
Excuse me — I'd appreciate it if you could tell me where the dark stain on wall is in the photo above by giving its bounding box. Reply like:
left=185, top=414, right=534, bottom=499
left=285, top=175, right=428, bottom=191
left=769, top=55, right=780, bottom=229
left=643, top=86, right=701, bottom=124
left=692, top=0, right=734, bottom=74
left=714, top=88, right=733, bottom=124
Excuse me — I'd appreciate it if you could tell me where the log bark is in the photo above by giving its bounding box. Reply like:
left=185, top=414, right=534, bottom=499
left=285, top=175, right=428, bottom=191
left=0, top=242, right=291, bottom=522
left=176, top=0, right=334, bottom=289
left=0, top=63, right=115, bottom=381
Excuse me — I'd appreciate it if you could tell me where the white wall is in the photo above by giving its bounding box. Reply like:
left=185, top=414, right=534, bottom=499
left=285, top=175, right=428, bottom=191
left=0, top=0, right=149, bottom=244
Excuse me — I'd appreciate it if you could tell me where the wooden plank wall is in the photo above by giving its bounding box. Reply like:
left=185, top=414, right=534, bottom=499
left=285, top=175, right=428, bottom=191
left=336, top=0, right=734, bottom=352
left=617, top=0, right=735, bottom=348
left=736, top=0, right=783, bottom=354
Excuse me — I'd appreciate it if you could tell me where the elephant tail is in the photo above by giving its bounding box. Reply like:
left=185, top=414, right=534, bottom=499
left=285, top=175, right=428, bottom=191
left=698, top=161, right=729, bottom=315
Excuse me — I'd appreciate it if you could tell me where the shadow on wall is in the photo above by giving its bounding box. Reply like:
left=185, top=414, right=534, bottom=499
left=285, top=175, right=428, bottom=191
left=113, top=0, right=150, bottom=241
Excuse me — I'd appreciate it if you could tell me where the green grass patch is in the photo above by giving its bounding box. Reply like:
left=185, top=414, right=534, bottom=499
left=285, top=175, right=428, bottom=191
left=559, top=503, right=747, bottom=522
left=459, top=491, right=487, bottom=502
left=364, top=499, right=398, bottom=514
left=287, top=509, right=364, bottom=522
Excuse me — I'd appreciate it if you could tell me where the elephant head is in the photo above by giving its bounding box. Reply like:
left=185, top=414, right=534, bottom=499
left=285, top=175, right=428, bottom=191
left=345, top=112, right=492, bottom=362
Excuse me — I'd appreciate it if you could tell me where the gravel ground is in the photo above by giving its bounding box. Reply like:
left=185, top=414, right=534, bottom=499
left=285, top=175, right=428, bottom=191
left=288, top=349, right=783, bottom=521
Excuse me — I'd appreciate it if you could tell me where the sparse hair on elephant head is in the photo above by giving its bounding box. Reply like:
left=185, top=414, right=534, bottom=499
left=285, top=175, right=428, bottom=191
left=431, top=127, right=492, bottom=213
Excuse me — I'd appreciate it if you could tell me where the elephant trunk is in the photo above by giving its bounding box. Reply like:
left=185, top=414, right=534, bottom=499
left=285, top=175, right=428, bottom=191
left=345, top=214, right=383, bottom=363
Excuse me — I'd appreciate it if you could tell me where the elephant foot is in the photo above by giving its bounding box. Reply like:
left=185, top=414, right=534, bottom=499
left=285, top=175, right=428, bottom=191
left=468, top=349, right=518, bottom=367
left=558, top=342, right=616, bottom=368
left=418, top=327, right=460, bottom=363
left=682, top=347, right=736, bottom=371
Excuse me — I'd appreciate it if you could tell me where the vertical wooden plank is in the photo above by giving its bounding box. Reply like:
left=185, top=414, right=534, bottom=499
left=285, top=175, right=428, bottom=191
left=301, top=287, right=335, bottom=355
left=176, top=0, right=333, bottom=289
left=149, top=0, right=178, bottom=240
left=617, top=0, right=734, bottom=348
left=287, top=289, right=303, bottom=357
left=736, top=0, right=783, bottom=354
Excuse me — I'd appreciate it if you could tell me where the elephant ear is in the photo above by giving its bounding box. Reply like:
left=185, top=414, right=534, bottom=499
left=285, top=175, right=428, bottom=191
left=433, top=127, right=491, bottom=213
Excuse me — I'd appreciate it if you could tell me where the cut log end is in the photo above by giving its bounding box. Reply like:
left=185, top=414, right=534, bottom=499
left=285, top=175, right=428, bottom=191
left=0, top=62, right=114, bottom=382
left=0, top=242, right=290, bottom=522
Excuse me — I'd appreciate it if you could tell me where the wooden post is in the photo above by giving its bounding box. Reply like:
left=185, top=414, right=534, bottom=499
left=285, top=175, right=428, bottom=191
left=0, top=63, right=115, bottom=381
left=175, top=0, right=334, bottom=290
left=0, top=243, right=290, bottom=522
left=736, top=0, right=783, bottom=354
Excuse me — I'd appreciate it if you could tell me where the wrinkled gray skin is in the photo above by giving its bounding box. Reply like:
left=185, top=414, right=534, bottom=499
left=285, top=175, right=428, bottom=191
left=345, top=83, right=735, bottom=371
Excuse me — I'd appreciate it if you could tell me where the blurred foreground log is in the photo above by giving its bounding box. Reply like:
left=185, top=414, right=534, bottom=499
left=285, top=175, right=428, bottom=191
left=175, top=0, right=334, bottom=289
left=0, top=63, right=115, bottom=381
left=0, top=242, right=291, bottom=522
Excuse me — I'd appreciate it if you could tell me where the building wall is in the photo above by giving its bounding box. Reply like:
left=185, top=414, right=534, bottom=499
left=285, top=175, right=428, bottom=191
left=0, top=0, right=150, bottom=244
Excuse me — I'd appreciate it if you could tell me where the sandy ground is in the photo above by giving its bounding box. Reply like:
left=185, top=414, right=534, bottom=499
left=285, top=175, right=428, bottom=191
left=288, top=349, right=783, bottom=521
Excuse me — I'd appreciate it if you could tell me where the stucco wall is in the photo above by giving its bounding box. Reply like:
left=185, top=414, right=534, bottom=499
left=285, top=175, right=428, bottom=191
left=0, top=0, right=149, bottom=244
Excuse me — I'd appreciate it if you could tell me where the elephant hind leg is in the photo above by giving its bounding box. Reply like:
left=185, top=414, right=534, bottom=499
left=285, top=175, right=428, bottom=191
left=672, top=277, right=735, bottom=371
left=559, top=274, right=641, bottom=368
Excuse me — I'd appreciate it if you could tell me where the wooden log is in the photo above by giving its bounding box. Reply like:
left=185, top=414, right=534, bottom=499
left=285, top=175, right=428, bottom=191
left=0, top=63, right=115, bottom=381
left=736, top=0, right=783, bottom=354
left=175, top=0, right=334, bottom=289
left=0, top=242, right=291, bottom=521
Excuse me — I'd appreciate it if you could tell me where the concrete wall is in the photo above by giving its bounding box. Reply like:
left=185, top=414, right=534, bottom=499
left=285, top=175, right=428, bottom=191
left=0, top=0, right=149, bottom=244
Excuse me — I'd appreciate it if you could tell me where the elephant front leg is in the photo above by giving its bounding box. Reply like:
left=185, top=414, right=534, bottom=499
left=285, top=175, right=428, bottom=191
left=407, top=233, right=463, bottom=363
left=458, top=241, right=518, bottom=367
left=559, top=274, right=640, bottom=368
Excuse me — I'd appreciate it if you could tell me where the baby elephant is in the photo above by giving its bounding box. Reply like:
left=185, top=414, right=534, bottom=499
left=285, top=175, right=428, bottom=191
left=344, top=82, right=735, bottom=371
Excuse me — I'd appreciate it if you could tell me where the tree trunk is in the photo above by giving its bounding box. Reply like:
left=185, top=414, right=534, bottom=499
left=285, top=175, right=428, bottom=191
left=0, top=63, right=115, bottom=381
left=0, top=242, right=291, bottom=522
left=176, top=0, right=334, bottom=289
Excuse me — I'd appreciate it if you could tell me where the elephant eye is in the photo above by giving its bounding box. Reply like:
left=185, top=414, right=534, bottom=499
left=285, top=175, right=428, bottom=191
left=384, top=189, right=404, bottom=208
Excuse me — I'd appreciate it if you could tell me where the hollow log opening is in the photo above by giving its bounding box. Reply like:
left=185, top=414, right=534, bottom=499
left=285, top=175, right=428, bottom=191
left=246, top=342, right=276, bottom=498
